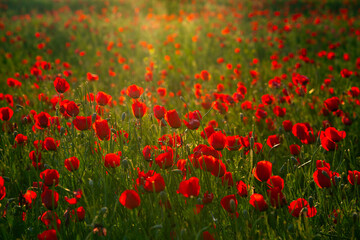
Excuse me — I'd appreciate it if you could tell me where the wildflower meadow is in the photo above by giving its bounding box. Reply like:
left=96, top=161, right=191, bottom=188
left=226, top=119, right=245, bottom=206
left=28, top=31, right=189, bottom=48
left=0, top=0, right=360, bottom=239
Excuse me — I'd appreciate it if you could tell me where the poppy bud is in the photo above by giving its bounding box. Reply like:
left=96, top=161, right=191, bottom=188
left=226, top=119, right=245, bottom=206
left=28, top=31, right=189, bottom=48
left=321, top=170, right=330, bottom=179
left=243, top=210, right=249, bottom=218
left=121, top=112, right=126, bottom=121
left=288, top=224, right=294, bottom=232
left=352, top=212, right=358, bottom=222
left=159, top=191, right=168, bottom=202
left=334, top=175, right=341, bottom=185
left=229, top=199, right=236, bottom=212
left=121, top=159, right=129, bottom=169
left=250, top=136, right=254, bottom=149
left=92, top=113, right=97, bottom=122
left=60, top=127, right=65, bottom=136
left=308, top=196, right=314, bottom=207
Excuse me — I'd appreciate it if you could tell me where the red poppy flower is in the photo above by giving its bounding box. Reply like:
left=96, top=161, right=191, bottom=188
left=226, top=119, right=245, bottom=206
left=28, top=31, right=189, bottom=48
left=65, top=101, right=79, bottom=117
left=289, top=144, right=301, bottom=156
left=119, top=190, right=140, bottom=209
left=40, top=210, right=61, bottom=229
left=177, top=177, right=200, bottom=198
left=340, top=68, right=352, bottom=78
left=95, top=91, right=112, bottom=106
left=15, top=134, right=28, bottom=145
left=142, top=145, right=158, bottom=161
left=126, top=84, right=144, bottom=99
left=221, top=194, right=237, bottom=213
left=153, top=105, right=166, bottom=120
left=282, top=120, right=293, bottom=132
left=200, top=70, right=211, bottom=81
left=65, top=196, right=77, bottom=205
left=273, top=106, right=286, bottom=117
left=267, top=175, right=284, bottom=190
left=23, top=190, right=37, bottom=206
left=202, top=191, right=214, bottom=204
left=35, top=112, right=51, bottom=129
left=226, top=136, right=241, bottom=151
left=165, top=109, right=182, bottom=128
left=236, top=180, right=248, bottom=197
left=132, top=100, right=147, bottom=118
left=0, top=176, right=6, bottom=201
left=313, top=166, right=339, bottom=188
left=158, top=133, right=182, bottom=147
left=137, top=170, right=165, bottom=193
left=93, top=119, right=111, bottom=141
left=193, top=144, right=222, bottom=160
left=255, top=108, right=267, bottom=119
left=73, top=116, right=92, bottom=131
left=41, top=188, right=59, bottom=210
left=266, top=135, right=280, bottom=148
left=292, top=123, right=315, bottom=144
left=76, top=206, right=85, bottom=221
left=249, top=193, right=268, bottom=211
left=348, top=170, right=360, bottom=185
left=7, top=78, right=22, bottom=88
left=324, top=127, right=346, bottom=142
left=155, top=147, right=174, bottom=169
left=208, top=131, right=226, bottom=151
left=202, top=231, right=215, bottom=240
left=319, top=131, right=337, bottom=151
left=183, top=110, right=202, bottom=130
left=348, top=86, right=360, bottom=98
left=201, top=125, right=215, bottom=139
left=54, top=77, right=70, bottom=93
left=40, top=169, right=60, bottom=186
left=288, top=198, right=317, bottom=218
left=44, top=137, right=59, bottom=151
left=261, top=94, right=275, bottom=105
left=221, top=171, right=234, bottom=187
left=87, top=72, right=99, bottom=81
left=315, top=160, right=328, bottom=169
left=0, top=107, right=14, bottom=121
left=253, top=161, right=272, bottom=182
left=104, top=152, right=121, bottom=168
left=38, top=229, right=57, bottom=240
left=324, top=96, right=340, bottom=112
left=64, top=157, right=80, bottom=171
left=267, top=187, right=286, bottom=208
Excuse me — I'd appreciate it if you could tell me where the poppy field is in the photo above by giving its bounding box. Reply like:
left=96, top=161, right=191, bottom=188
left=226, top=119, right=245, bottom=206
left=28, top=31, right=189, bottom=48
left=1, top=0, right=360, bottom=239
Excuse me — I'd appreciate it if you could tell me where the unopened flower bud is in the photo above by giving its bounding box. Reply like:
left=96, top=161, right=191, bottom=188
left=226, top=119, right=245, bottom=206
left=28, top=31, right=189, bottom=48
left=321, top=170, right=330, bottom=179
left=159, top=191, right=168, bottom=201
left=229, top=199, right=236, bottom=212
left=308, top=196, right=314, bottom=207
left=92, top=113, right=97, bottom=122
left=60, top=127, right=65, bottom=136
left=353, top=212, right=358, bottom=222
left=121, top=159, right=129, bottom=169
